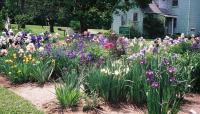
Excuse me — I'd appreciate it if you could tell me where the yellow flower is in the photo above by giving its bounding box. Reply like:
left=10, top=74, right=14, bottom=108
left=11, top=65, right=16, bottom=69
left=13, top=53, right=17, bottom=59
left=32, top=59, right=35, bottom=63
left=5, top=60, right=13, bottom=64
left=17, top=70, right=21, bottom=74
left=28, top=54, right=32, bottom=58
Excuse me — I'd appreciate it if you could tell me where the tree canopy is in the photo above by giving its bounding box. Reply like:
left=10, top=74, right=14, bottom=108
left=1, top=0, right=152, bottom=32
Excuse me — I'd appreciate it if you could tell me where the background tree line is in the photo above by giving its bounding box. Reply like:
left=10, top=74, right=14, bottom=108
left=0, top=0, right=152, bottom=32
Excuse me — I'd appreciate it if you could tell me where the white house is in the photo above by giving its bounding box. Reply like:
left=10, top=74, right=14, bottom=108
left=112, top=0, right=200, bottom=35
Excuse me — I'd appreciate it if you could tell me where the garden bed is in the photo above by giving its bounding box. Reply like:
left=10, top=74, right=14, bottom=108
left=0, top=30, right=200, bottom=114
left=0, top=76, right=199, bottom=114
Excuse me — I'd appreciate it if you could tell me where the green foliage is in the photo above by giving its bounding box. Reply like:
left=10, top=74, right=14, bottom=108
left=85, top=59, right=128, bottom=103
left=56, top=70, right=81, bottom=108
left=169, top=41, right=192, bottom=54
left=143, top=54, right=191, bottom=114
left=0, top=11, right=4, bottom=30
left=130, top=26, right=141, bottom=38
left=69, top=20, right=81, bottom=31
left=143, top=15, right=165, bottom=38
left=55, top=84, right=81, bottom=108
left=4, top=0, right=147, bottom=31
left=15, top=14, right=32, bottom=29
left=30, top=59, right=54, bottom=84
left=189, top=52, right=200, bottom=92
left=0, top=49, right=55, bottom=84
left=0, top=86, right=43, bottom=114
left=87, top=43, right=110, bottom=59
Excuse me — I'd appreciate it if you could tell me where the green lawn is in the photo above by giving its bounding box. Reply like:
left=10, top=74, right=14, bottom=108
left=0, top=86, right=44, bottom=114
left=11, top=24, right=69, bottom=37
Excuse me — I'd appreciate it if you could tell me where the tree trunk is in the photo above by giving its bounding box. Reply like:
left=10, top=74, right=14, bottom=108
left=80, top=20, right=87, bottom=33
left=21, top=24, right=25, bottom=29
left=49, top=18, right=54, bottom=33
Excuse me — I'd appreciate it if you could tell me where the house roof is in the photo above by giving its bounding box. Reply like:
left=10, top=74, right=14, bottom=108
left=143, top=1, right=177, bottom=18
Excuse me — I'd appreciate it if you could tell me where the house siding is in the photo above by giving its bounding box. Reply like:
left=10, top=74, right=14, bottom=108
left=189, top=0, right=200, bottom=34
left=112, top=7, right=143, bottom=34
left=112, top=12, right=122, bottom=34
left=170, top=0, right=190, bottom=34
left=112, top=0, right=200, bottom=35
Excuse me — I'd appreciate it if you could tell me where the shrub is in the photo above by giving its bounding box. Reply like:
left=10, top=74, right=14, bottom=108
left=69, top=20, right=81, bottom=32
left=143, top=14, right=165, bottom=38
left=15, top=14, right=32, bottom=29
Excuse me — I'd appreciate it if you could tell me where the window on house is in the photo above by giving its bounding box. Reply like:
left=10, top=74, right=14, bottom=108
left=121, top=14, right=127, bottom=26
left=172, top=0, right=178, bottom=6
left=133, top=13, right=138, bottom=22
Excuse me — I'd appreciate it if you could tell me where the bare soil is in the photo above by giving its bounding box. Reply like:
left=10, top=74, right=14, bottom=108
left=0, top=76, right=200, bottom=114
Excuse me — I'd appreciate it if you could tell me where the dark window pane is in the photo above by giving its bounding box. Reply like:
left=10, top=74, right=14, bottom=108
left=172, top=0, right=178, bottom=6
left=133, top=13, right=138, bottom=21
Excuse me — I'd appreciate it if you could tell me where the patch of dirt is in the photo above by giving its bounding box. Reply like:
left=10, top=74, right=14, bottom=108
left=43, top=101, right=145, bottom=114
left=179, top=94, right=200, bottom=114
left=11, top=83, right=56, bottom=110
left=0, top=76, right=12, bottom=88
left=0, top=76, right=56, bottom=110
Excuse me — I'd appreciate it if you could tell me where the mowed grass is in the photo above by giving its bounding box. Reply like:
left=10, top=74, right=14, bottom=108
left=11, top=24, right=70, bottom=37
left=0, top=86, right=44, bottom=114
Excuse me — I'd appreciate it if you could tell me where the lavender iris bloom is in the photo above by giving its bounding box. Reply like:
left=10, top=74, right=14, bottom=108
left=167, top=66, right=177, bottom=74
left=162, top=58, right=170, bottom=66
left=151, top=81, right=160, bottom=88
left=152, top=47, right=158, bottom=54
left=67, top=50, right=77, bottom=59
left=146, top=70, right=154, bottom=81
left=140, top=48, right=146, bottom=57
left=169, top=77, right=177, bottom=83
left=190, top=42, right=200, bottom=50
left=31, top=36, right=36, bottom=44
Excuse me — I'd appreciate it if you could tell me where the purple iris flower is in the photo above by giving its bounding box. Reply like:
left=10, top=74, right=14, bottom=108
left=73, top=33, right=80, bottom=39
left=169, top=77, right=177, bottom=83
left=67, top=50, right=77, bottom=59
left=167, top=66, right=177, bottom=74
left=151, top=81, right=160, bottom=88
left=152, top=47, right=158, bottom=54
left=87, top=53, right=92, bottom=61
left=31, top=36, right=36, bottom=44
left=78, top=40, right=84, bottom=51
left=190, top=42, right=200, bottom=50
left=6, top=31, right=9, bottom=36
left=96, top=57, right=104, bottom=67
left=162, top=58, right=170, bottom=66
left=140, top=59, right=146, bottom=65
left=140, top=48, right=146, bottom=57
left=99, top=37, right=108, bottom=45
left=36, top=42, right=41, bottom=48
left=146, top=70, right=154, bottom=81
left=37, top=35, right=42, bottom=41
left=80, top=53, right=87, bottom=64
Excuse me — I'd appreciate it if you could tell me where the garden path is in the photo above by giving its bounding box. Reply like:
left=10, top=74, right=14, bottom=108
left=0, top=76, right=200, bottom=114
